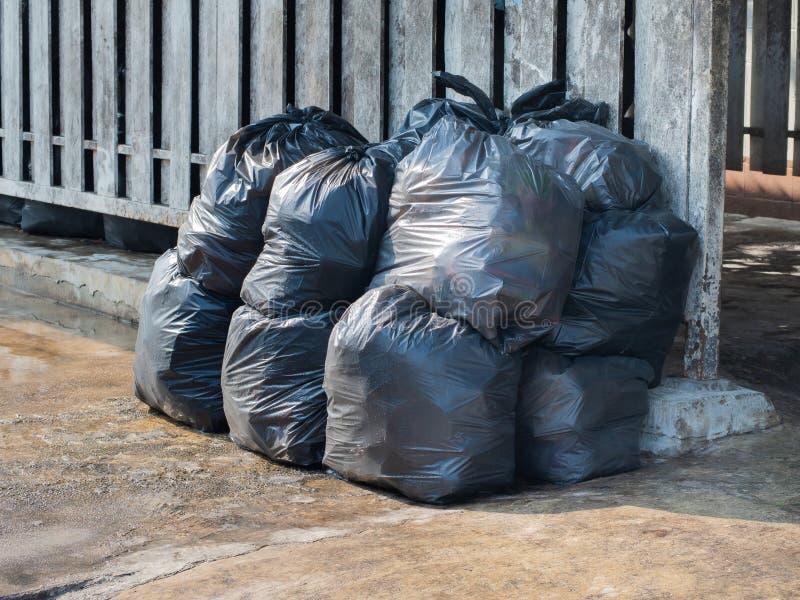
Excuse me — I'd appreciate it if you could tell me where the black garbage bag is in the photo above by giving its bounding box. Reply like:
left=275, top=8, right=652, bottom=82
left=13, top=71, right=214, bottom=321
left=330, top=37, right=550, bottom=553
left=21, top=200, right=104, bottom=238
left=371, top=117, right=585, bottom=353
left=508, top=119, right=662, bottom=212
left=509, top=79, right=609, bottom=125
left=177, top=106, right=367, bottom=298
left=133, top=249, right=240, bottom=432
left=0, top=195, right=23, bottom=226
left=517, top=348, right=653, bottom=485
left=391, top=71, right=502, bottom=142
left=324, top=285, right=521, bottom=504
left=543, top=207, right=698, bottom=384
left=103, top=215, right=178, bottom=254
left=241, top=142, right=404, bottom=316
left=222, top=305, right=334, bottom=466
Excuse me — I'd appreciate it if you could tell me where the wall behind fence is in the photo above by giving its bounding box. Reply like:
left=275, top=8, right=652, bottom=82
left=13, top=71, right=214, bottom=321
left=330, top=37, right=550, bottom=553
left=0, top=0, right=729, bottom=378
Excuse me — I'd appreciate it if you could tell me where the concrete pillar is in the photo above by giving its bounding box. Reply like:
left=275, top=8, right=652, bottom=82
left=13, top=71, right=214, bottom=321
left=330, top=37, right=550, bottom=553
left=635, top=0, right=730, bottom=380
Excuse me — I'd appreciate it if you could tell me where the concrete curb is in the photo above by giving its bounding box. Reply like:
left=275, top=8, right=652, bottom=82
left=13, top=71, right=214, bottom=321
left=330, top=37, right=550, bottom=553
left=0, top=225, right=155, bottom=323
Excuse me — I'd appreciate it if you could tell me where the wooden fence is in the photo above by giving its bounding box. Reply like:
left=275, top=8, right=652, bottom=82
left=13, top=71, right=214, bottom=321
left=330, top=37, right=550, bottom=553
left=0, top=0, right=730, bottom=380
left=726, top=0, right=797, bottom=175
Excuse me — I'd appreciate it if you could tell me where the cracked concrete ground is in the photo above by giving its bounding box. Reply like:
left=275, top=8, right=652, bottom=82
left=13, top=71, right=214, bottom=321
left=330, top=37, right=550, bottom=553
left=1, top=215, right=799, bottom=599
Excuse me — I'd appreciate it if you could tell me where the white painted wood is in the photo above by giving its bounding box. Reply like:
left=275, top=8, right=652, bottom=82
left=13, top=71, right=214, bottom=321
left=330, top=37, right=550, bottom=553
left=1, top=0, right=24, bottom=180
left=295, top=0, right=334, bottom=108
left=342, top=0, right=384, bottom=141
left=566, top=0, right=625, bottom=131
left=60, top=0, right=84, bottom=190
left=444, top=0, right=493, bottom=104
left=635, top=0, right=729, bottom=379
left=0, top=177, right=188, bottom=227
left=387, top=0, right=436, bottom=136
left=91, top=0, right=118, bottom=196
left=504, top=0, right=558, bottom=110
left=165, top=0, right=193, bottom=210
left=126, top=0, right=153, bottom=203
left=30, top=0, right=53, bottom=185
left=250, top=0, right=286, bottom=119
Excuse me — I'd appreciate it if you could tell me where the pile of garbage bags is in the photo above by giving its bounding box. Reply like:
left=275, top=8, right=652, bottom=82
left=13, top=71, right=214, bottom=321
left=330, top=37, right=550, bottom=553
left=134, top=106, right=367, bottom=432
left=133, top=72, right=699, bottom=503
left=222, top=142, right=405, bottom=464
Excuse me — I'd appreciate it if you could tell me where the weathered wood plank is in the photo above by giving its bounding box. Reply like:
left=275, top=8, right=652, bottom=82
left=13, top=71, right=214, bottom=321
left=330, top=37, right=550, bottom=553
left=165, top=0, right=193, bottom=210
left=725, top=0, right=746, bottom=171
left=126, top=0, right=153, bottom=203
left=59, top=0, right=84, bottom=190
left=504, top=0, right=558, bottom=110
left=444, top=0, right=493, bottom=104
left=0, top=178, right=188, bottom=227
left=294, top=0, right=334, bottom=109
left=250, top=0, right=286, bottom=119
left=342, top=0, right=384, bottom=141
left=1, top=0, right=24, bottom=180
left=635, top=0, right=730, bottom=380
left=198, top=0, right=219, bottom=157
left=565, top=0, right=625, bottom=131
left=749, top=0, right=791, bottom=175
left=215, top=0, right=242, bottom=136
left=91, top=0, right=118, bottom=196
left=387, top=0, right=436, bottom=135
left=30, top=0, right=53, bottom=185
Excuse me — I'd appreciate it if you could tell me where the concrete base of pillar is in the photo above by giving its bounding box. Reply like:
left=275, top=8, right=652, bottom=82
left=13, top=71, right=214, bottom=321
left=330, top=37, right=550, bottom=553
left=640, top=377, right=780, bottom=457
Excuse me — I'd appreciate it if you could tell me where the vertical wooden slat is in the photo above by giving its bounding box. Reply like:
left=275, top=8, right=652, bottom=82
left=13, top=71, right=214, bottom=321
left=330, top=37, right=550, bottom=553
left=30, top=0, right=53, bottom=185
left=342, top=0, right=385, bottom=141
left=250, top=0, right=287, bottom=119
left=216, top=0, right=242, bottom=134
left=387, top=0, right=435, bottom=135
left=635, top=0, right=730, bottom=380
left=198, top=0, right=219, bottom=160
left=726, top=0, right=746, bottom=171
left=198, top=0, right=241, bottom=164
left=444, top=0, right=493, bottom=103
left=750, top=0, right=791, bottom=175
left=294, top=0, right=334, bottom=109
left=127, top=0, right=153, bottom=203
left=91, top=0, right=118, bottom=196
left=1, top=0, right=24, bottom=180
left=60, top=0, right=84, bottom=190
left=165, top=0, right=193, bottom=210
left=504, top=0, right=558, bottom=110
left=565, top=0, right=626, bottom=131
